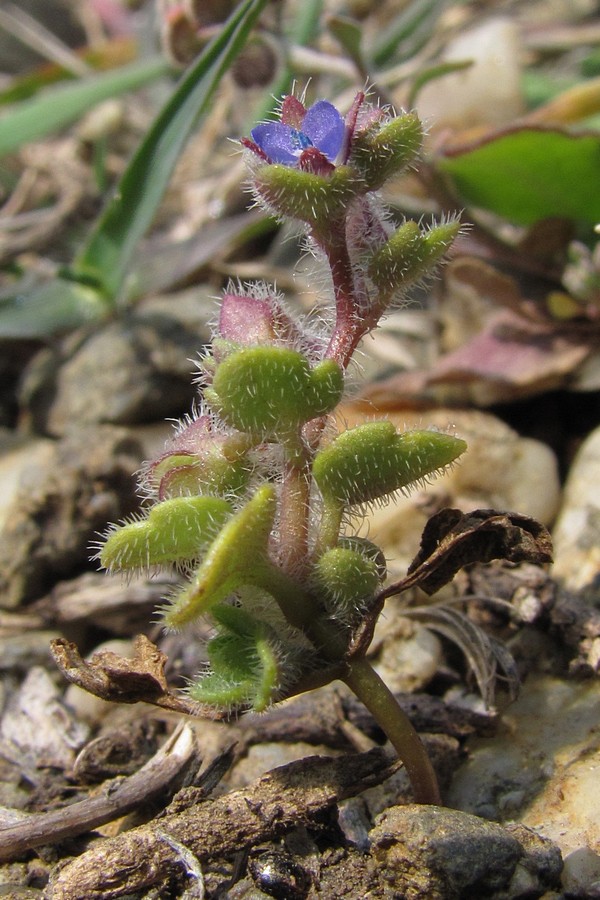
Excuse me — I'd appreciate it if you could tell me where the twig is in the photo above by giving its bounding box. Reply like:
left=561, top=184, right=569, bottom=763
left=0, top=722, right=201, bottom=863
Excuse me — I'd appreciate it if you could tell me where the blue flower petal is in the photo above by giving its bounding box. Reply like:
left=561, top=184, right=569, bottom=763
left=301, top=100, right=345, bottom=162
left=250, top=122, right=299, bottom=165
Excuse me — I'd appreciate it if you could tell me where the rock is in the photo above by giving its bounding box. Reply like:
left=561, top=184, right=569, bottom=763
left=446, top=673, right=600, bottom=895
left=0, top=629, right=61, bottom=672
left=561, top=846, right=600, bottom=897
left=369, top=804, right=562, bottom=899
left=0, top=425, right=143, bottom=607
left=225, top=742, right=339, bottom=791
left=370, top=609, right=443, bottom=694
left=552, top=423, right=600, bottom=593
left=415, top=17, right=525, bottom=132
left=0, top=667, right=89, bottom=774
left=19, top=290, right=211, bottom=436
left=0, top=430, right=54, bottom=535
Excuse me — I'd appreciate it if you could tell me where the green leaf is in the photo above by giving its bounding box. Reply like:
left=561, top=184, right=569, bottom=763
left=206, top=346, right=344, bottom=438
left=162, top=485, right=277, bottom=628
left=436, top=126, right=600, bottom=231
left=99, top=495, right=233, bottom=572
left=370, top=0, right=441, bottom=68
left=189, top=603, right=280, bottom=711
left=0, top=277, right=109, bottom=339
left=0, top=57, right=170, bottom=159
left=313, top=421, right=467, bottom=508
left=73, top=0, right=269, bottom=301
left=327, top=15, right=363, bottom=70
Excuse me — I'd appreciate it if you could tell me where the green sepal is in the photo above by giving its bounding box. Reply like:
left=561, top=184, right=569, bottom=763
left=188, top=604, right=280, bottom=712
left=205, top=346, right=344, bottom=438
left=253, top=164, right=364, bottom=225
left=368, top=219, right=460, bottom=295
left=351, top=112, right=423, bottom=190
left=99, top=495, right=233, bottom=572
left=313, top=545, right=383, bottom=612
left=162, top=485, right=277, bottom=628
left=313, top=421, right=467, bottom=507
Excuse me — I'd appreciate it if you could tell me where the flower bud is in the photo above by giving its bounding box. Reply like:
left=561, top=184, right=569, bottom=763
left=143, top=415, right=252, bottom=500
left=368, top=219, right=461, bottom=295
left=219, top=292, right=278, bottom=344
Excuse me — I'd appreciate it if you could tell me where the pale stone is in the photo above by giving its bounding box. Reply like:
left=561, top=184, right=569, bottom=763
left=416, top=18, right=525, bottom=131
left=552, top=424, right=600, bottom=591
left=446, top=674, right=600, bottom=895
left=371, top=608, right=443, bottom=694
left=0, top=433, right=54, bottom=535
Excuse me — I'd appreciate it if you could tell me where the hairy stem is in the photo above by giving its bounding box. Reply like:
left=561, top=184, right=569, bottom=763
left=342, top=656, right=441, bottom=805
left=317, top=232, right=381, bottom=369
left=313, top=499, right=344, bottom=559
left=277, top=438, right=312, bottom=574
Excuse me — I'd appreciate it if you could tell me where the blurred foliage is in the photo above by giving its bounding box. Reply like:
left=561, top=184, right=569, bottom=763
left=0, top=0, right=599, bottom=340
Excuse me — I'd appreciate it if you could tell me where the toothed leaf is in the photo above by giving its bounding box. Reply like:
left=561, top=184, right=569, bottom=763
left=189, top=604, right=280, bottom=711
left=205, top=346, right=343, bottom=438
left=253, top=164, right=363, bottom=225
left=313, top=421, right=467, bottom=507
left=368, top=219, right=460, bottom=294
left=99, top=495, right=233, bottom=572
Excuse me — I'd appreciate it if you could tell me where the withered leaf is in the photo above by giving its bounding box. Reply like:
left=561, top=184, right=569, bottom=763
left=350, top=508, right=552, bottom=660
left=50, top=634, right=220, bottom=717
left=386, top=508, right=553, bottom=599
left=405, top=605, right=521, bottom=707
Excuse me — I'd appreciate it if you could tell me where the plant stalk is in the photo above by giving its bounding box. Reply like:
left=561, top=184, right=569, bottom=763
left=342, top=656, right=441, bottom=804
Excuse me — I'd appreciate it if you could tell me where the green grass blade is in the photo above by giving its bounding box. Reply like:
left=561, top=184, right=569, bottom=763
left=0, top=57, right=170, bottom=158
left=73, top=0, right=269, bottom=301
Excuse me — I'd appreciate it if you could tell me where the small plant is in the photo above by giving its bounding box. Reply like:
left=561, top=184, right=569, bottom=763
left=98, top=91, right=465, bottom=804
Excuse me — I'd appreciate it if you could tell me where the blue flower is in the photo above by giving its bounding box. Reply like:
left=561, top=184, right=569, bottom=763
left=251, top=100, right=345, bottom=167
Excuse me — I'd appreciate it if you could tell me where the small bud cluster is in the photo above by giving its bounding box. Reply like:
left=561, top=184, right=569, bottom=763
left=98, top=92, right=465, bottom=721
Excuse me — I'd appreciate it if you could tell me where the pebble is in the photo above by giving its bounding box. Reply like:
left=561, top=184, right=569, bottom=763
left=416, top=17, right=525, bottom=131
left=0, top=425, right=143, bottom=608
left=552, top=423, right=600, bottom=592
left=446, top=673, right=600, bottom=896
left=369, top=804, right=562, bottom=899
left=370, top=607, right=443, bottom=694
left=18, top=289, right=211, bottom=437
left=0, top=666, right=89, bottom=774
left=0, top=431, right=54, bottom=535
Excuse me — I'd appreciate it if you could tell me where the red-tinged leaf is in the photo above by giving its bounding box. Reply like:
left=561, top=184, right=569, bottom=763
left=428, top=309, right=591, bottom=401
